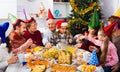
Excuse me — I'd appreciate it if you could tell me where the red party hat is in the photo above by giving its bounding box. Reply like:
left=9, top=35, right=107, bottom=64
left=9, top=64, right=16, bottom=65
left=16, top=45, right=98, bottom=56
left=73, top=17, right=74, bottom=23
left=46, top=9, right=54, bottom=20
left=103, top=22, right=117, bottom=37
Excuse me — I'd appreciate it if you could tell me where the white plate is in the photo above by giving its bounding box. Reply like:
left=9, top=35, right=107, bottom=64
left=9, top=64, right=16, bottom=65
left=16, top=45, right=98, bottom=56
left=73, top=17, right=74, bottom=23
left=54, top=59, right=77, bottom=66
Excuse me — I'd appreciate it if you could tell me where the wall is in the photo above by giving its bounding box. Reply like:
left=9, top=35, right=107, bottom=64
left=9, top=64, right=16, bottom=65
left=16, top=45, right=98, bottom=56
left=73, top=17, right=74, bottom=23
left=99, top=0, right=120, bottom=23
left=17, top=0, right=53, bottom=19
left=0, top=0, right=17, bottom=19
left=0, top=0, right=120, bottom=34
left=17, top=0, right=53, bottom=33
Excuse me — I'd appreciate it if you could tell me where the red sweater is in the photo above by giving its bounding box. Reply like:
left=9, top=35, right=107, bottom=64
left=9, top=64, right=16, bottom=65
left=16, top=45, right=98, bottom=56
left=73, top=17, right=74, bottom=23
left=24, top=30, right=43, bottom=46
left=10, top=31, right=26, bottom=48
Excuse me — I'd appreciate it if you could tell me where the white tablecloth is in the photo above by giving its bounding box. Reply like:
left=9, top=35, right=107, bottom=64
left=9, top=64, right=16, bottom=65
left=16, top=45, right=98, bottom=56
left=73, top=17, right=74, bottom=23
left=5, top=63, right=31, bottom=72
left=5, top=49, right=104, bottom=72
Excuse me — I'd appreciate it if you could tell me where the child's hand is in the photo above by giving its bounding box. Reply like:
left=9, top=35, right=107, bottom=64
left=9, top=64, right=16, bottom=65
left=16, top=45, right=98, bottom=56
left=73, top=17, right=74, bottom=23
left=69, top=39, right=73, bottom=43
left=75, top=43, right=82, bottom=48
left=89, top=46, right=99, bottom=53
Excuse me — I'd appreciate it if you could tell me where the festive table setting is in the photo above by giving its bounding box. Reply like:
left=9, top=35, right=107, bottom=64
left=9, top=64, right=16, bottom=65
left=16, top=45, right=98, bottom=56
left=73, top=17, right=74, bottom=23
left=5, top=43, right=104, bottom=72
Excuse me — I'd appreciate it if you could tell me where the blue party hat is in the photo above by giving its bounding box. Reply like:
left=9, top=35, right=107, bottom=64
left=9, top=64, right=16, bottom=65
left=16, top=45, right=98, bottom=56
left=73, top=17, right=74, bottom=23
left=0, top=22, right=9, bottom=43
left=22, top=61, right=27, bottom=66
left=88, top=49, right=99, bottom=65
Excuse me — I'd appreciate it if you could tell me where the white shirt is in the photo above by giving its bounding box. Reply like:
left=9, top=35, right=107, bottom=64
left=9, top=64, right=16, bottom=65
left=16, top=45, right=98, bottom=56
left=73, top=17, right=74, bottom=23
left=0, top=43, right=13, bottom=71
left=42, top=29, right=54, bottom=45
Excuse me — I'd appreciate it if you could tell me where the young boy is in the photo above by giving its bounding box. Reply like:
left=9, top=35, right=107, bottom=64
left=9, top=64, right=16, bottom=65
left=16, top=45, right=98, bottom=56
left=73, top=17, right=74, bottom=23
left=52, top=20, right=73, bottom=46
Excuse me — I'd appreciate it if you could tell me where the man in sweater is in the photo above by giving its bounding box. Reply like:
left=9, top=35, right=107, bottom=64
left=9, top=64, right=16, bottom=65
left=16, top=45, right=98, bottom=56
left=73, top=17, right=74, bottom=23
left=8, top=14, right=33, bottom=54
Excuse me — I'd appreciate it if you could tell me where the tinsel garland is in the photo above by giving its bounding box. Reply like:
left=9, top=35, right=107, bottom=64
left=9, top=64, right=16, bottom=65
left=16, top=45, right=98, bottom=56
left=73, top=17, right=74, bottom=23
left=68, top=18, right=89, bottom=28
left=70, top=0, right=98, bottom=15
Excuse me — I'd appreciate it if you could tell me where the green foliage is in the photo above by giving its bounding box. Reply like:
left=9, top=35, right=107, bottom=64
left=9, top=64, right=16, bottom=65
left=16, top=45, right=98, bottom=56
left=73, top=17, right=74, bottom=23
left=67, top=0, right=102, bottom=36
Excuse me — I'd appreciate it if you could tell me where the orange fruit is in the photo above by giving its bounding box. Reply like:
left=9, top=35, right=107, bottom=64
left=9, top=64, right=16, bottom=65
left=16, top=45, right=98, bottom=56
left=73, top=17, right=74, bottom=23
left=26, top=48, right=31, bottom=52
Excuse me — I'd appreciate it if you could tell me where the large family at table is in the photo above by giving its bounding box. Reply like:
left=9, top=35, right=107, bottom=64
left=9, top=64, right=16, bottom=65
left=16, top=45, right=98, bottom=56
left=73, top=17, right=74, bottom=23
left=0, top=8, right=120, bottom=72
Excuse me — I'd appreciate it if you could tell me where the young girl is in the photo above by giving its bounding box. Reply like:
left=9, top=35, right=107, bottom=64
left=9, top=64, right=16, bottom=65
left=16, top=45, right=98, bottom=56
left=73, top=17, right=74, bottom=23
left=52, top=19, right=73, bottom=46
left=87, top=29, right=119, bottom=72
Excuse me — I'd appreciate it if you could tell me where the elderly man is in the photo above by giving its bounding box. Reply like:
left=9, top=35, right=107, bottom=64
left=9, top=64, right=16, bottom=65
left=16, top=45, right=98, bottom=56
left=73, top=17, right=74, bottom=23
left=42, top=9, right=56, bottom=48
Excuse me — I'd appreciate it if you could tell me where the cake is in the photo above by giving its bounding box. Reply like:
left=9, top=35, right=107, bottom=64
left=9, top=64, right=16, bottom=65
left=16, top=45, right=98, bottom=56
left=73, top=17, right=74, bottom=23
left=31, top=65, right=45, bottom=72
left=58, top=50, right=72, bottom=64
left=51, top=64, right=76, bottom=72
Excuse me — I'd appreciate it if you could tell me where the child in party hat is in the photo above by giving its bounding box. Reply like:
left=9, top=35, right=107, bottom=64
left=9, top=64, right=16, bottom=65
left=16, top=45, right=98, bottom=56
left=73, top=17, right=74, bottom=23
left=52, top=19, right=73, bottom=46
left=86, top=22, right=119, bottom=72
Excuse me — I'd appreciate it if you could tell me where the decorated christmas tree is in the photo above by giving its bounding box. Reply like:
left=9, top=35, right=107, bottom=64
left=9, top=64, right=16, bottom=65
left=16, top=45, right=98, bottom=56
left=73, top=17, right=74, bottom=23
left=68, top=0, right=102, bottom=36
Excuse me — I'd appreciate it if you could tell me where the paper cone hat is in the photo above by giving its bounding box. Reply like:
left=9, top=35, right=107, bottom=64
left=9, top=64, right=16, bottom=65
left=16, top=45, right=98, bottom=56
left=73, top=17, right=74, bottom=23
left=112, top=7, right=120, bottom=18
left=103, top=22, right=117, bottom=37
left=88, top=11, right=100, bottom=29
left=46, top=9, right=54, bottom=20
left=0, top=22, right=9, bottom=43
left=23, top=9, right=34, bottom=23
left=88, top=49, right=99, bottom=65
left=56, top=20, right=67, bottom=29
left=8, top=13, right=21, bottom=26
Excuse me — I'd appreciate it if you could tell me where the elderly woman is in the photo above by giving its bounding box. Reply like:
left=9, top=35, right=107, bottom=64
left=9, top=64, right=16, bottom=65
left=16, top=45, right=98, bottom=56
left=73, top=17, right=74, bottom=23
left=24, top=17, right=43, bottom=47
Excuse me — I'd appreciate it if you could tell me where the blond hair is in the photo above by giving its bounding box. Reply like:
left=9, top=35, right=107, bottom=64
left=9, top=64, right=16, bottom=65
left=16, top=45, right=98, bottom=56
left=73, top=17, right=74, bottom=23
left=98, top=29, right=107, bottom=37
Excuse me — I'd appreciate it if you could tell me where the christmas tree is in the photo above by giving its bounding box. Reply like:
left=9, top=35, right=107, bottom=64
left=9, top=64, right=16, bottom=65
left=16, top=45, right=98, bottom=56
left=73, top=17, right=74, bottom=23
left=67, top=0, right=102, bottom=36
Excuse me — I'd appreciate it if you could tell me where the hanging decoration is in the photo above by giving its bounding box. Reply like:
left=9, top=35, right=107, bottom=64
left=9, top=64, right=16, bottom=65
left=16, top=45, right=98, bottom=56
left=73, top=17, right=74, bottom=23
left=70, top=0, right=99, bottom=15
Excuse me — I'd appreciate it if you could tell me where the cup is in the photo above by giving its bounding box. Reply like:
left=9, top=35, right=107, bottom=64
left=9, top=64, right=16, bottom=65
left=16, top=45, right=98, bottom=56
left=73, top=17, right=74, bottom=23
left=17, top=54, right=24, bottom=63
left=82, top=52, right=91, bottom=62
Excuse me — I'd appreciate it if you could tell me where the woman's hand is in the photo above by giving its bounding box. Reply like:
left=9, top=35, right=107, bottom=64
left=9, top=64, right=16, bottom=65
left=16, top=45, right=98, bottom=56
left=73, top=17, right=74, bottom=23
left=8, top=56, right=18, bottom=64
left=26, top=38, right=33, bottom=46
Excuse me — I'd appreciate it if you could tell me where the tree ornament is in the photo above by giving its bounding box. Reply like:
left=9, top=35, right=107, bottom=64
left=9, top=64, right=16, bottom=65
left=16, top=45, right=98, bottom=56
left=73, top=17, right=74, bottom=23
left=72, top=16, right=75, bottom=19
left=97, top=8, right=99, bottom=11
left=89, top=3, right=93, bottom=7
left=75, top=4, right=79, bottom=7
left=77, top=26, right=81, bottom=29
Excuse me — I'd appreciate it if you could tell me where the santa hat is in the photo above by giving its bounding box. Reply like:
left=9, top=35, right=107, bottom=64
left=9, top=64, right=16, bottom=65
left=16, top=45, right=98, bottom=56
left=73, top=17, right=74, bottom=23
left=103, top=22, right=117, bottom=37
left=88, top=11, right=100, bottom=29
left=23, top=9, right=35, bottom=23
left=111, top=7, right=120, bottom=19
left=46, top=9, right=54, bottom=20
left=88, top=49, right=99, bottom=66
left=8, top=13, right=21, bottom=26
left=56, top=20, right=68, bottom=29
left=0, top=22, right=9, bottom=43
